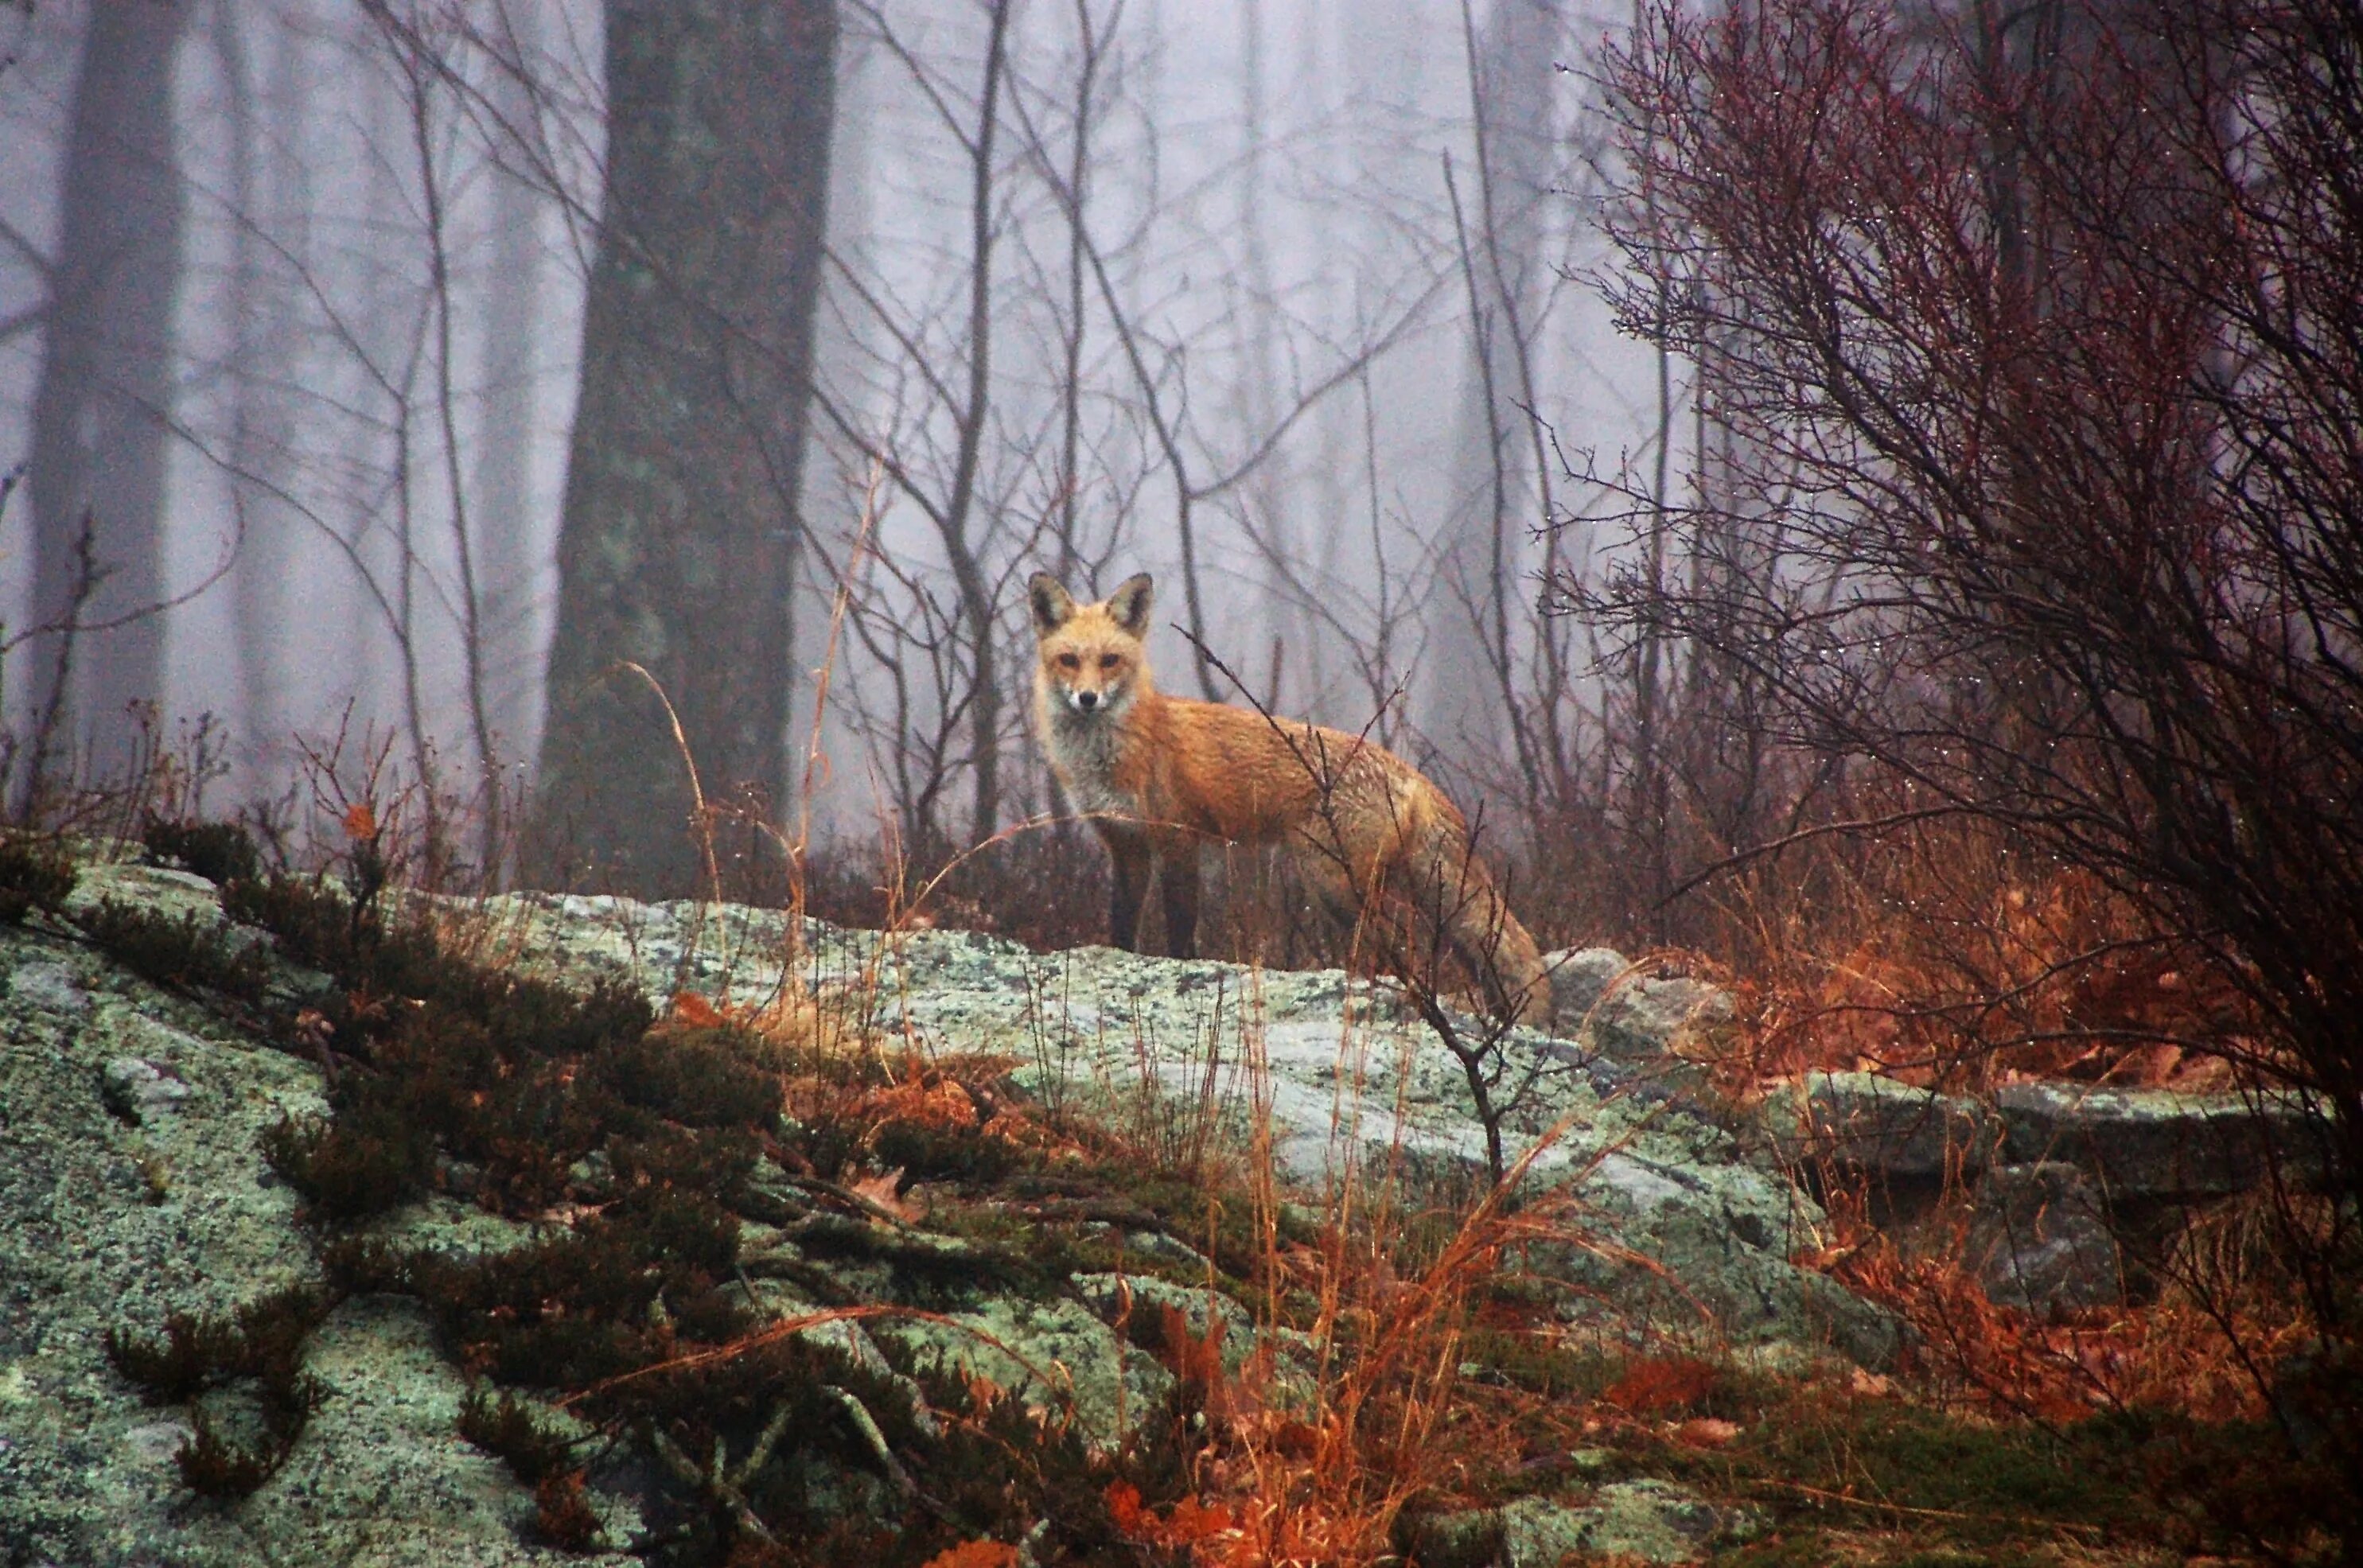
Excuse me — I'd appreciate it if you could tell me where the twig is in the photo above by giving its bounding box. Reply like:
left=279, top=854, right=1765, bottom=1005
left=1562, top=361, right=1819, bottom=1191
left=824, top=1384, right=915, bottom=1496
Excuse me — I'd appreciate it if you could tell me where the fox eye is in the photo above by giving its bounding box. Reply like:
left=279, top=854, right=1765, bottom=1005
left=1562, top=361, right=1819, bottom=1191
left=1099, top=653, right=1122, bottom=671
left=1056, top=652, right=1080, bottom=671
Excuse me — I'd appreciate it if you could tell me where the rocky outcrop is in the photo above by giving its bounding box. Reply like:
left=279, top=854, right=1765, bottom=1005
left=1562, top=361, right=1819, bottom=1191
left=1966, top=1161, right=2121, bottom=1315
left=1, top=866, right=636, bottom=1567
left=2, top=859, right=1891, bottom=1566
left=496, top=897, right=1900, bottom=1370
left=1756, top=1067, right=2327, bottom=1204
left=1994, top=1081, right=2332, bottom=1200
left=1743, top=1049, right=2330, bottom=1317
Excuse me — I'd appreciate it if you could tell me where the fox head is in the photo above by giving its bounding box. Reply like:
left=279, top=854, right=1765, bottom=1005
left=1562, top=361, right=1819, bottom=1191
left=1030, top=571, right=1154, bottom=717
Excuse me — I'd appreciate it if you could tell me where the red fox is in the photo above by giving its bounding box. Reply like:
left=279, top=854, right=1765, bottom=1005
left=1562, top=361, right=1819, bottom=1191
left=1028, top=571, right=1551, bottom=1027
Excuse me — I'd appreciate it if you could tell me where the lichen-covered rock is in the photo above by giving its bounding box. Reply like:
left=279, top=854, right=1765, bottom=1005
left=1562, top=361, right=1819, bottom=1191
left=1543, top=947, right=1736, bottom=1063
left=481, top=893, right=1896, bottom=1367
left=1544, top=946, right=1629, bottom=1025
left=869, top=1294, right=1173, bottom=1448
left=1, top=883, right=634, bottom=1566
left=1400, top=1478, right=1761, bottom=1566
left=1553, top=1148, right=1906, bottom=1370
left=99, top=1053, right=194, bottom=1126
left=236, top=1295, right=640, bottom=1565
left=1968, top=1161, right=2122, bottom=1314
left=3, top=862, right=1898, bottom=1563
left=1995, top=1081, right=2331, bottom=1198
left=1759, top=1071, right=2003, bottom=1180
left=6, top=958, right=91, bottom=1014
left=1575, top=1477, right=1760, bottom=1561
left=1073, top=1274, right=1253, bottom=1374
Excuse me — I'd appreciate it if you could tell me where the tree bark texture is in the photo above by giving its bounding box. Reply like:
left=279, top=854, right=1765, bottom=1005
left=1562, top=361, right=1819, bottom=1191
left=532, top=0, right=838, bottom=896
left=1421, top=0, right=1557, bottom=778
left=25, top=2, right=190, bottom=789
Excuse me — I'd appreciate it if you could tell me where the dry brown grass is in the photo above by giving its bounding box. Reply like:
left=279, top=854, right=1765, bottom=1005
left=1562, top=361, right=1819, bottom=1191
left=1672, top=812, right=2264, bottom=1095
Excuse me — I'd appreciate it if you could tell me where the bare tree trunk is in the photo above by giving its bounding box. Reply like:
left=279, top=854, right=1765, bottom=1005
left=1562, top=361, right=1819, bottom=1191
left=532, top=0, right=839, bottom=896
left=25, top=2, right=190, bottom=794
left=227, top=6, right=309, bottom=792
left=1422, top=0, right=1558, bottom=796
left=1236, top=0, right=1294, bottom=713
left=1626, top=0, right=1676, bottom=936
left=469, top=3, right=547, bottom=841
left=940, top=0, right=1012, bottom=848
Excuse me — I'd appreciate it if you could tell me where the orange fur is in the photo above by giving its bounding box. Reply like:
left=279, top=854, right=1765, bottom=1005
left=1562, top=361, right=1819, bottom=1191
left=1028, top=572, right=1550, bottom=1027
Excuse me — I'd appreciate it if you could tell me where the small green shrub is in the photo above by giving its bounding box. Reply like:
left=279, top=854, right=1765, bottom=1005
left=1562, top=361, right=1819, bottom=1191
left=261, top=1108, right=433, bottom=1222
left=458, top=1386, right=579, bottom=1484
left=601, top=1025, right=783, bottom=1127
left=142, top=818, right=262, bottom=886
left=533, top=1470, right=605, bottom=1553
left=105, top=1284, right=329, bottom=1399
left=80, top=899, right=271, bottom=1001
left=0, top=834, right=76, bottom=924
left=107, top=1284, right=333, bottom=1499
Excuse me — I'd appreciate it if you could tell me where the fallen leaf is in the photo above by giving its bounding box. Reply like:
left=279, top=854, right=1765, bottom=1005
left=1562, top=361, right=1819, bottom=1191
left=669, top=990, right=726, bottom=1027
left=1104, top=1480, right=1146, bottom=1531
left=1848, top=1366, right=1895, bottom=1397
left=1676, top=1417, right=1741, bottom=1447
left=849, top=1165, right=925, bottom=1222
left=921, top=1542, right=1018, bottom=1568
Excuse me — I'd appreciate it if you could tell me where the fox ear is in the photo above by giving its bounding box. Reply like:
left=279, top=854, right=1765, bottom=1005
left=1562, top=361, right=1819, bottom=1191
left=1028, top=572, right=1077, bottom=634
left=1107, top=573, right=1154, bottom=638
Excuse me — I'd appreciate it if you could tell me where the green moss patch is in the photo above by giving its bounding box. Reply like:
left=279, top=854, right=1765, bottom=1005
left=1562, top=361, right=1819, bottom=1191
left=105, top=1284, right=333, bottom=1497
left=105, top=835, right=1205, bottom=1562
left=0, top=832, right=76, bottom=924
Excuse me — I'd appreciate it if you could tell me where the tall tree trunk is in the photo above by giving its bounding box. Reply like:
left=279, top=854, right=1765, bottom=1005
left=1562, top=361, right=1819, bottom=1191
left=1421, top=0, right=1558, bottom=790
left=25, top=2, right=190, bottom=795
left=225, top=3, right=308, bottom=793
left=470, top=2, right=547, bottom=825
left=1236, top=0, right=1294, bottom=713
left=531, top=0, right=838, bottom=896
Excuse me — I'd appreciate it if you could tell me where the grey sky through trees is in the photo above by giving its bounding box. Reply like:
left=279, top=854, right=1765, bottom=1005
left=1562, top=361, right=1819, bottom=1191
left=0, top=0, right=1661, bottom=872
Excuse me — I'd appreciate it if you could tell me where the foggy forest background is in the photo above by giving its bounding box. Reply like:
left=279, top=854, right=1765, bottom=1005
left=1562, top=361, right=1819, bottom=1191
left=3, top=0, right=2361, bottom=1196
left=7, top=1, right=2363, bottom=1536
left=1, top=0, right=1664, bottom=905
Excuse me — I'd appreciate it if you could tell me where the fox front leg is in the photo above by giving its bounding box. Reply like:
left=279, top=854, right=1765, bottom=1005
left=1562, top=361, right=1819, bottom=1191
left=1103, top=827, right=1151, bottom=951
left=1156, top=838, right=1201, bottom=959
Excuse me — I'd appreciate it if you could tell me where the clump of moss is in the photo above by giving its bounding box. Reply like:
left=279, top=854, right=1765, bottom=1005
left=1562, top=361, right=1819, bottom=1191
left=221, top=873, right=372, bottom=974
left=80, top=898, right=271, bottom=1002
left=533, top=1470, right=606, bottom=1553
left=459, top=1386, right=580, bottom=1484
left=142, top=817, right=263, bottom=886
left=262, top=1106, right=434, bottom=1221
left=0, top=833, right=76, bottom=924
left=609, top=1123, right=761, bottom=1211
left=106, top=1283, right=329, bottom=1402
left=1017, top=1168, right=1300, bottom=1296
left=176, top=1383, right=325, bottom=1498
left=602, top=1025, right=784, bottom=1128
left=197, top=850, right=1215, bottom=1560
left=331, top=1191, right=747, bottom=1390
left=788, top=1217, right=1053, bottom=1312
left=106, top=1284, right=333, bottom=1497
left=226, top=872, right=653, bottom=1062
left=867, top=1115, right=1018, bottom=1189
left=229, top=873, right=668, bottom=1220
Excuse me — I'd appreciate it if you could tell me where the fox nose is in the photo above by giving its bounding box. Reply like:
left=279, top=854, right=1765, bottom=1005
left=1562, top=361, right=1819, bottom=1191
left=1074, top=690, right=1100, bottom=712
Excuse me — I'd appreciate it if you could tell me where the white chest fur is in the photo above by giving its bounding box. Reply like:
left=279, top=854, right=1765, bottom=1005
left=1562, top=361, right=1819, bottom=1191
left=1042, top=702, right=1136, bottom=820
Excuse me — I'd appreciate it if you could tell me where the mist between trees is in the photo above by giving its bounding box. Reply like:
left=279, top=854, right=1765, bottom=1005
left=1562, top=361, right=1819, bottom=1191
left=0, top=0, right=1647, bottom=889
left=4, top=1, right=2361, bottom=1205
